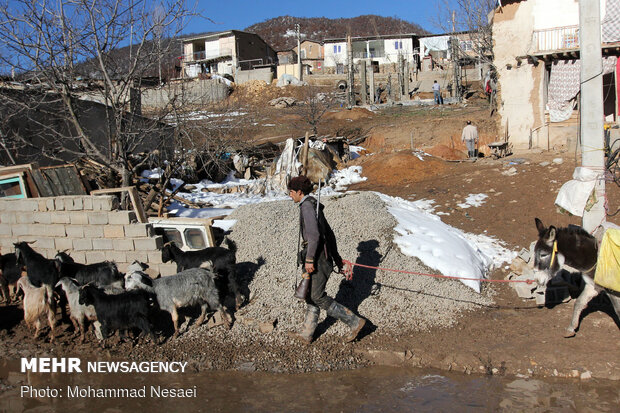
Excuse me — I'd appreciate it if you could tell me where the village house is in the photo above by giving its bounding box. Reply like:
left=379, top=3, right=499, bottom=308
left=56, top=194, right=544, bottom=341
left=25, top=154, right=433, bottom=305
left=418, top=32, right=482, bottom=72
left=492, top=0, right=620, bottom=150
left=181, top=30, right=277, bottom=80
left=292, top=39, right=325, bottom=73
left=322, top=34, right=420, bottom=74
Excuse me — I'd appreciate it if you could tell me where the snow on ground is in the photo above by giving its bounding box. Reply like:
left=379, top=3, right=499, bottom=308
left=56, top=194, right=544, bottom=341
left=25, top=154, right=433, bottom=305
left=147, top=167, right=514, bottom=292
left=457, top=193, right=488, bottom=209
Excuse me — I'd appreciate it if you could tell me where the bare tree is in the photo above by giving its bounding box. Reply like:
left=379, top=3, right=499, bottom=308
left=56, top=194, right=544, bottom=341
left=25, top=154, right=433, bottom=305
left=432, top=0, right=496, bottom=66
left=0, top=0, right=196, bottom=186
left=294, top=85, right=334, bottom=136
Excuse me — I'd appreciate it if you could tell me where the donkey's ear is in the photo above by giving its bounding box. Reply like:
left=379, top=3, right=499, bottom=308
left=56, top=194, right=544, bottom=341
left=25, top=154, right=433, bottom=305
left=535, top=218, right=545, bottom=235
left=548, top=226, right=557, bottom=242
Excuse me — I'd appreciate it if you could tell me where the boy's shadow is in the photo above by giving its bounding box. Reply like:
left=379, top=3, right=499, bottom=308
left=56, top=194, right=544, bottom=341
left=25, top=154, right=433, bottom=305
left=315, top=240, right=382, bottom=339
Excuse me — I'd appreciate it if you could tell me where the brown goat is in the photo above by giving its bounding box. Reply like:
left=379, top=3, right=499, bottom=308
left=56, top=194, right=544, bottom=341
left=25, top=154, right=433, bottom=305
left=16, top=277, right=56, bottom=342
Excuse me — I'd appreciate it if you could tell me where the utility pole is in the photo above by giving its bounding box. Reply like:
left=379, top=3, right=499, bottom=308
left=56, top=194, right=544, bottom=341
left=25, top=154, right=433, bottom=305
left=296, top=23, right=302, bottom=81
left=580, top=0, right=606, bottom=232
left=451, top=11, right=461, bottom=102
left=347, top=35, right=354, bottom=107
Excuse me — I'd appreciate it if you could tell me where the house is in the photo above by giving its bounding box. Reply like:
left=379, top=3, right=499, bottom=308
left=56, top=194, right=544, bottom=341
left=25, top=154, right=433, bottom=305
left=181, top=31, right=277, bottom=80
left=277, top=49, right=297, bottom=65
left=492, top=0, right=620, bottom=149
left=323, top=34, right=419, bottom=74
left=292, top=40, right=324, bottom=73
left=418, top=32, right=481, bottom=72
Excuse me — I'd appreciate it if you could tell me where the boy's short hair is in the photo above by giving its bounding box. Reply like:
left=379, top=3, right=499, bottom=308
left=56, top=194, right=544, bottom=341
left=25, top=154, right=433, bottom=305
left=288, top=176, right=314, bottom=195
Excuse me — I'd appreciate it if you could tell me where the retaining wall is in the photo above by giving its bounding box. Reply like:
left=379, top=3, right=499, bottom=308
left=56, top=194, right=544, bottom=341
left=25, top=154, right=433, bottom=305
left=0, top=195, right=177, bottom=276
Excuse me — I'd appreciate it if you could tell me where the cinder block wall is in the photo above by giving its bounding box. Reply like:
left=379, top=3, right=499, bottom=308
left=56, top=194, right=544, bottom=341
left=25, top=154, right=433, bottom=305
left=0, top=196, right=177, bottom=276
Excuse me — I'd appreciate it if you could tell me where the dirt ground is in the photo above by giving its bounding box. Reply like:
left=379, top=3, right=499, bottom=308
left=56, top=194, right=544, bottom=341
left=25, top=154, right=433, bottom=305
left=1, top=91, right=619, bottom=381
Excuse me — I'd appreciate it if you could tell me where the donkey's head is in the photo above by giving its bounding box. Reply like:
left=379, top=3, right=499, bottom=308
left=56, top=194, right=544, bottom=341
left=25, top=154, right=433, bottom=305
left=533, top=218, right=560, bottom=275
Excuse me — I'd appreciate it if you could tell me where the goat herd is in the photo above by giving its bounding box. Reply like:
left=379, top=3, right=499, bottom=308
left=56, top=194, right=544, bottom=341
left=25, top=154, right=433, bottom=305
left=0, top=239, right=242, bottom=346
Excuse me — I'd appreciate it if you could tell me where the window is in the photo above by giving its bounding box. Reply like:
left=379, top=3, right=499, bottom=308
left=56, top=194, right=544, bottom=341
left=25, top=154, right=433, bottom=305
left=460, top=40, right=473, bottom=51
left=301, top=49, right=306, bottom=59
left=394, top=41, right=403, bottom=50
left=185, top=228, right=207, bottom=249
left=333, top=45, right=341, bottom=54
left=156, top=228, right=183, bottom=247
left=0, top=177, right=26, bottom=198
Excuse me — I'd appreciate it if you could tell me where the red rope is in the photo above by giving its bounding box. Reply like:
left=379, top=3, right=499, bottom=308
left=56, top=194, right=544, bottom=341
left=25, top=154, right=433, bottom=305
left=341, top=259, right=536, bottom=284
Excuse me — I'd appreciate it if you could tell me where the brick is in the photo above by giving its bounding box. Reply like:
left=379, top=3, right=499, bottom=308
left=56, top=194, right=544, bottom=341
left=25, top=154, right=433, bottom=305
left=66, top=225, right=84, bottom=238
left=69, top=212, right=89, bottom=225
left=68, top=197, right=83, bottom=211
left=40, top=249, right=56, bottom=259
left=73, top=238, right=93, bottom=251
left=92, top=238, right=114, bottom=250
left=83, top=225, right=104, bottom=238
left=54, top=197, right=65, bottom=211
left=113, top=239, right=134, bottom=251
left=0, top=213, right=16, bottom=224
left=109, top=211, right=136, bottom=225
left=16, top=212, right=34, bottom=224
left=103, top=225, right=125, bottom=238
left=88, top=212, right=109, bottom=225
left=45, top=198, right=56, bottom=211
left=82, top=197, right=93, bottom=210
left=133, top=236, right=163, bottom=251
left=54, top=237, right=74, bottom=251
left=147, top=251, right=163, bottom=264
left=50, top=212, right=71, bottom=224
left=105, top=251, right=127, bottom=263
left=69, top=251, right=86, bottom=263
left=157, top=263, right=178, bottom=277
left=63, top=197, right=75, bottom=211
left=34, top=238, right=55, bottom=250
left=23, top=200, right=39, bottom=212
left=38, top=200, right=48, bottom=212
left=124, top=223, right=153, bottom=238
left=85, top=251, right=106, bottom=264
left=12, top=225, right=30, bottom=237
left=94, top=196, right=115, bottom=211
left=33, top=212, right=52, bottom=224
left=129, top=251, right=149, bottom=263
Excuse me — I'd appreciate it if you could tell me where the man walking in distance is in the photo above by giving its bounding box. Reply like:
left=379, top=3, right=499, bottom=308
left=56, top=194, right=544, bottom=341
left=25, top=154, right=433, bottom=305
left=432, top=80, right=442, bottom=105
left=461, top=120, right=479, bottom=159
left=288, top=176, right=366, bottom=344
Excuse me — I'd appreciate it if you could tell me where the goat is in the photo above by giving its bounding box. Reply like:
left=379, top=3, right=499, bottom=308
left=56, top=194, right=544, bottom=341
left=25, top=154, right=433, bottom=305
left=125, top=265, right=231, bottom=338
left=0, top=253, right=23, bottom=303
left=14, top=242, right=58, bottom=289
left=161, top=239, right=243, bottom=309
left=78, top=284, right=156, bottom=344
left=533, top=218, right=620, bottom=337
left=54, top=251, right=123, bottom=290
left=55, top=278, right=102, bottom=343
left=16, top=276, right=56, bottom=342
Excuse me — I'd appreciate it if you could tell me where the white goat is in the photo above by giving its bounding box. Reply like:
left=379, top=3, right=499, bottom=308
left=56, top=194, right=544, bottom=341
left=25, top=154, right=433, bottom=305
left=16, top=276, right=56, bottom=342
left=56, top=278, right=103, bottom=343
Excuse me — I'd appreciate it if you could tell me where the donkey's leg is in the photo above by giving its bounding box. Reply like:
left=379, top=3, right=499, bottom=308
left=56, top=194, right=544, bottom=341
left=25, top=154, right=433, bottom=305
left=566, top=282, right=600, bottom=337
left=606, top=291, right=620, bottom=321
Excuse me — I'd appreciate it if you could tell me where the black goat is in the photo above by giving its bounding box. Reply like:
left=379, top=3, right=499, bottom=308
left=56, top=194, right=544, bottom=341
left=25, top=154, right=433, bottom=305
left=78, top=284, right=156, bottom=344
left=54, top=252, right=123, bottom=289
left=161, top=239, right=243, bottom=309
left=14, top=242, right=59, bottom=289
left=0, top=253, right=23, bottom=302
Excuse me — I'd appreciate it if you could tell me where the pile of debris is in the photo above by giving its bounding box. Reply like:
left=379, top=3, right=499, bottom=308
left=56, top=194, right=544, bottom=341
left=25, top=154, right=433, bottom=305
left=268, top=97, right=297, bottom=108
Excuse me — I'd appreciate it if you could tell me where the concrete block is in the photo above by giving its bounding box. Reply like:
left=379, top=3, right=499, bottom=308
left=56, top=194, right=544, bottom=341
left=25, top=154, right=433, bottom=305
left=518, top=248, right=531, bottom=264
left=92, top=238, right=114, bottom=250
left=83, top=225, right=104, bottom=238
left=128, top=251, right=148, bottom=265
left=54, top=197, right=65, bottom=211
left=157, top=263, right=178, bottom=277
left=82, top=197, right=93, bottom=210
left=93, top=196, right=116, bottom=211
left=133, top=236, right=163, bottom=251
left=0, top=213, right=16, bottom=224
left=69, top=197, right=83, bottom=211
left=54, top=237, right=74, bottom=251
left=45, top=224, right=67, bottom=237
left=109, top=211, right=137, bottom=225
left=40, top=249, right=56, bottom=259
left=88, top=212, right=109, bottom=225
left=113, top=239, right=134, bottom=251
left=45, top=198, right=56, bottom=211
left=33, top=212, right=52, bottom=224
left=0, top=224, right=11, bottom=236
left=147, top=251, right=163, bottom=264
left=124, top=223, right=153, bottom=238
left=73, top=238, right=93, bottom=251
left=103, top=225, right=125, bottom=238
left=85, top=251, right=106, bottom=264
left=70, top=251, right=86, bottom=263
left=63, top=197, right=75, bottom=211
left=23, top=200, right=39, bottom=212
left=38, top=200, right=48, bottom=212
left=66, top=225, right=85, bottom=238
left=69, top=212, right=89, bottom=225
left=50, top=212, right=71, bottom=224
left=12, top=225, right=30, bottom=237
left=34, top=238, right=55, bottom=250
left=105, top=251, right=127, bottom=263
left=511, top=273, right=537, bottom=299
left=116, top=262, right=129, bottom=273
left=16, top=212, right=34, bottom=225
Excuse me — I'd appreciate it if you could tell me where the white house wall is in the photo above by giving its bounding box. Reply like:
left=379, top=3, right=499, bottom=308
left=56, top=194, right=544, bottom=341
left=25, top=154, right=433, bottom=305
left=532, top=0, right=605, bottom=30
left=324, top=42, right=347, bottom=67
left=382, top=38, right=414, bottom=64
left=205, top=39, right=220, bottom=59
left=324, top=38, right=415, bottom=67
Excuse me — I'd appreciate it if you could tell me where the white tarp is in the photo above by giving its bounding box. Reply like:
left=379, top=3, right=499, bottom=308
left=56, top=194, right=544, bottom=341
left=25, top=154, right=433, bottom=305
left=420, top=36, right=450, bottom=56
left=555, top=167, right=600, bottom=216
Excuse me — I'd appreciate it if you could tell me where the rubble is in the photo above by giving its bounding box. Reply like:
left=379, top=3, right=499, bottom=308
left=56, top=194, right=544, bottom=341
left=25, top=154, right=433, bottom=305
left=269, top=97, right=297, bottom=108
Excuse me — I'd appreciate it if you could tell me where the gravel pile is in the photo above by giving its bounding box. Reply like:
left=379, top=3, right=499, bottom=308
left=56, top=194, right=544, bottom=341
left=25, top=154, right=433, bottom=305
left=224, top=191, right=494, bottom=338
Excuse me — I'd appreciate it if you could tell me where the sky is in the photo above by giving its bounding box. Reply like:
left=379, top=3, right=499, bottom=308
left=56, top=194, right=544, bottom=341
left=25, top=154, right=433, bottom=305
left=184, top=0, right=454, bottom=36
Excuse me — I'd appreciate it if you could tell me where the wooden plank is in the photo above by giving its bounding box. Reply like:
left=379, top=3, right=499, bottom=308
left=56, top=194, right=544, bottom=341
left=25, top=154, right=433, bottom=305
left=30, top=170, right=55, bottom=197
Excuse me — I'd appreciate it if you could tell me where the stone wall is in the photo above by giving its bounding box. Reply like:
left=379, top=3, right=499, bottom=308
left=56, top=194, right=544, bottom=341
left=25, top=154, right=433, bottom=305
left=0, top=195, right=177, bottom=276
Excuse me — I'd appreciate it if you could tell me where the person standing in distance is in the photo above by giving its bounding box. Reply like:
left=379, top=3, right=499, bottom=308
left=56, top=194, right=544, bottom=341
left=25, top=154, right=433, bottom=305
left=432, top=80, right=442, bottom=105
left=288, top=176, right=366, bottom=344
left=461, top=120, right=479, bottom=159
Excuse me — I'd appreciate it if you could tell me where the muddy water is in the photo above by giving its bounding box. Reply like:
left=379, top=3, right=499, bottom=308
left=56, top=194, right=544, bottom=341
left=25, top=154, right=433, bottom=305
left=0, top=361, right=618, bottom=412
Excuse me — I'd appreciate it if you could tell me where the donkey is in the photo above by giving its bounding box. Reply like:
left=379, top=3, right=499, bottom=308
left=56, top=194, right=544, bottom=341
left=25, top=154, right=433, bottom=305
left=533, top=218, right=620, bottom=337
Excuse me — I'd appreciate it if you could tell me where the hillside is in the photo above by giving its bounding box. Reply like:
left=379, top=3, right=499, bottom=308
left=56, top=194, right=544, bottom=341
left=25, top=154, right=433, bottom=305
left=245, top=15, right=430, bottom=51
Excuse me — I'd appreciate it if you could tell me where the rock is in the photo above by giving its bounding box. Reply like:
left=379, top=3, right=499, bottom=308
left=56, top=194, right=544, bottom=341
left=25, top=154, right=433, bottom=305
left=518, top=248, right=532, bottom=264
left=539, top=161, right=550, bottom=167
left=510, top=257, right=528, bottom=273
left=552, top=158, right=564, bottom=164
left=571, top=369, right=580, bottom=378
left=269, top=97, right=297, bottom=108
left=258, top=320, right=275, bottom=334
left=580, top=371, right=592, bottom=380
left=502, top=167, right=517, bottom=176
